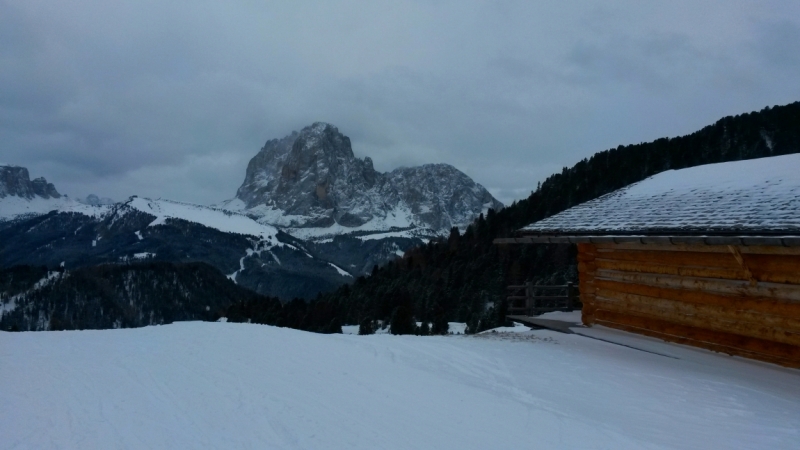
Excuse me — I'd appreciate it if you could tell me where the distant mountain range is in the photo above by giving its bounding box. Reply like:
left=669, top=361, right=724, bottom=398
left=0, top=124, right=501, bottom=308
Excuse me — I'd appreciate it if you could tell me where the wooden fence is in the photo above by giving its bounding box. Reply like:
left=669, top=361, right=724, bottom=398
left=506, top=282, right=578, bottom=316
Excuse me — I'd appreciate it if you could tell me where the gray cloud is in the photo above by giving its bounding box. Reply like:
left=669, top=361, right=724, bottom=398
left=2, top=0, right=800, bottom=206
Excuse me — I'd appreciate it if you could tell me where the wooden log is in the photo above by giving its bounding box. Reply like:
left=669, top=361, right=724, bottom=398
left=593, top=309, right=800, bottom=366
left=594, top=242, right=800, bottom=256
left=594, top=249, right=745, bottom=269
left=577, top=243, right=596, bottom=256
left=579, top=284, right=595, bottom=300
left=594, top=292, right=800, bottom=346
left=596, top=287, right=800, bottom=328
left=597, top=249, right=800, bottom=275
left=596, top=258, right=746, bottom=279
left=595, top=258, right=800, bottom=285
left=595, top=269, right=800, bottom=302
left=747, top=270, right=800, bottom=285
left=594, top=318, right=800, bottom=368
left=738, top=254, right=800, bottom=273
left=595, top=278, right=800, bottom=319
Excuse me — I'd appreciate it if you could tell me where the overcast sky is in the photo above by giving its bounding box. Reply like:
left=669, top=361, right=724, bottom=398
left=2, top=1, right=800, bottom=206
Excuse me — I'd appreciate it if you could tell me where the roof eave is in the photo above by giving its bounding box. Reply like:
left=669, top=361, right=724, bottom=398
left=493, top=235, right=800, bottom=247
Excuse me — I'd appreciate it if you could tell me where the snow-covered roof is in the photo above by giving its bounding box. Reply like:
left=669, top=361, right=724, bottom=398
left=521, top=154, right=800, bottom=236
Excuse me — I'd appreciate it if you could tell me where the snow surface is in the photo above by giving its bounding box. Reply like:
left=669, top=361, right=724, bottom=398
left=2, top=322, right=798, bottom=449
left=538, top=310, right=583, bottom=323
left=522, top=154, right=800, bottom=234
left=127, top=197, right=279, bottom=239
left=479, top=321, right=532, bottom=333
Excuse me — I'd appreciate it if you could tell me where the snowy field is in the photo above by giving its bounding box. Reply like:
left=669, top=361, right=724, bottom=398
left=2, top=323, right=799, bottom=449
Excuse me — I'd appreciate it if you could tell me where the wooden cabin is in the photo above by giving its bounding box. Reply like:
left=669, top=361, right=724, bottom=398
left=496, top=155, right=800, bottom=367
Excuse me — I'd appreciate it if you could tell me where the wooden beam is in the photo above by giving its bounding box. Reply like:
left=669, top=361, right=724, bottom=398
left=595, top=269, right=800, bottom=302
left=594, top=293, right=800, bottom=346
left=594, top=309, right=800, bottom=365
left=594, top=278, right=800, bottom=319
left=595, top=249, right=745, bottom=268
left=594, top=242, right=800, bottom=256
left=594, top=318, right=800, bottom=368
left=594, top=259, right=800, bottom=285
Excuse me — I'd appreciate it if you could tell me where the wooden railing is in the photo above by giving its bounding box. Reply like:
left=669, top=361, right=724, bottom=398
left=506, top=282, right=578, bottom=316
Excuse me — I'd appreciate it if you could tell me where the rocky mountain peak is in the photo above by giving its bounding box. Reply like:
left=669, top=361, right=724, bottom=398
left=0, top=165, right=61, bottom=199
left=230, top=124, right=502, bottom=232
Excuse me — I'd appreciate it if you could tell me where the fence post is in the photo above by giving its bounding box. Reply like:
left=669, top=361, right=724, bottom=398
left=525, top=280, right=534, bottom=316
left=566, top=282, right=574, bottom=311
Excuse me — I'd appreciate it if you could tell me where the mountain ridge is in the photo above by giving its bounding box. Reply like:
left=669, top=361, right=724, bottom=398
left=225, top=122, right=502, bottom=234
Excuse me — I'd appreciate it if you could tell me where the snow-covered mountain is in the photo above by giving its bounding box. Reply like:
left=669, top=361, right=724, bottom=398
left=0, top=163, right=394, bottom=296
left=0, top=191, right=355, bottom=299
left=221, top=123, right=502, bottom=237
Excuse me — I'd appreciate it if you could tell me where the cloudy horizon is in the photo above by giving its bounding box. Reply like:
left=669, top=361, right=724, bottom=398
left=2, top=1, right=800, bottom=206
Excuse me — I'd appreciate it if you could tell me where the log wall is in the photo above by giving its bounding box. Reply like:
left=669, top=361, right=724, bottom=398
left=577, top=242, right=800, bottom=368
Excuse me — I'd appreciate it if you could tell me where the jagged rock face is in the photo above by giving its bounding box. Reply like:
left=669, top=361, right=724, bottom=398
left=234, top=123, right=502, bottom=231
left=82, top=194, right=115, bottom=206
left=0, top=165, right=61, bottom=199
left=236, top=131, right=298, bottom=209
left=387, top=164, right=502, bottom=232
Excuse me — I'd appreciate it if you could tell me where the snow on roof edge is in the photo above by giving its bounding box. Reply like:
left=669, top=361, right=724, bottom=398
left=520, top=154, right=800, bottom=235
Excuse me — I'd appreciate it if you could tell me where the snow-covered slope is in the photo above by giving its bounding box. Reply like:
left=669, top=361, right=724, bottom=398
left=0, top=195, right=109, bottom=221
left=122, top=196, right=279, bottom=240
left=223, top=123, right=502, bottom=235
left=2, top=322, right=798, bottom=449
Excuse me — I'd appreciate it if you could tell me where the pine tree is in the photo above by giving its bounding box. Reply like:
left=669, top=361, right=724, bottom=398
left=358, top=318, right=375, bottom=335
left=389, top=305, right=415, bottom=335
left=419, top=321, right=430, bottom=335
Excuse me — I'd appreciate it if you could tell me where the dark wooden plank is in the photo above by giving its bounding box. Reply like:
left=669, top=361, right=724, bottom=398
left=594, top=309, right=800, bottom=366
